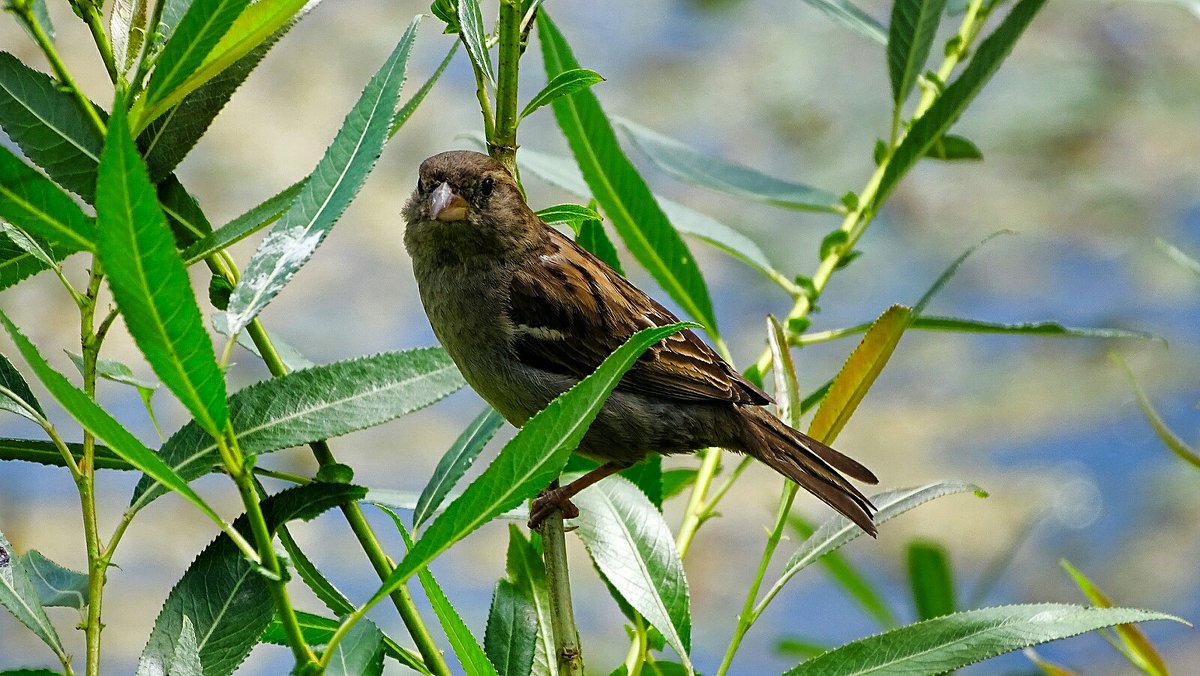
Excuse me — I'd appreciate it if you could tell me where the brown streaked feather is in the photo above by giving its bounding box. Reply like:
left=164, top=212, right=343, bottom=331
left=507, top=227, right=770, bottom=405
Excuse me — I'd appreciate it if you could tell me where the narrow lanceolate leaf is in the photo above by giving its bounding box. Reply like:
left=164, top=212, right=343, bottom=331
left=0, top=310, right=227, bottom=530
left=1156, top=237, right=1200, bottom=278
left=21, top=550, right=88, bottom=610
left=0, top=531, right=67, bottom=661
left=538, top=14, right=719, bottom=336
left=392, top=41, right=458, bottom=136
left=783, top=605, right=1184, bottom=675
left=809, top=305, right=911, bottom=443
left=888, top=0, right=949, bottom=107
left=511, top=144, right=785, bottom=292
left=370, top=323, right=694, bottom=605
left=167, top=616, right=203, bottom=676
left=140, top=3, right=318, bottom=182
left=144, top=0, right=251, bottom=111
left=520, top=68, right=604, bottom=120
left=96, top=103, right=228, bottom=438
left=458, top=0, right=495, bottom=86
left=874, top=0, right=1049, bottom=211
left=911, top=317, right=1157, bottom=341
left=0, top=438, right=131, bottom=470
left=137, top=483, right=366, bottom=676
left=260, top=611, right=428, bottom=673
left=788, top=514, right=898, bottom=628
left=761, top=482, right=983, bottom=615
left=485, top=580, right=537, bottom=676
left=182, top=179, right=306, bottom=264
left=414, top=406, right=506, bottom=529
left=574, top=476, right=693, bottom=669
left=0, top=52, right=104, bottom=202
left=0, top=229, right=56, bottom=291
left=1, top=222, right=56, bottom=268
left=505, top=526, right=557, bottom=676
left=577, top=216, right=624, bottom=275
left=616, top=118, right=841, bottom=212
left=534, top=203, right=603, bottom=229
left=0, top=147, right=96, bottom=252
left=386, top=513, right=499, bottom=676
left=908, top=541, right=955, bottom=620
left=801, top=0, right=888, bottom=45
left=131, top=347, right=464, bottom=508
left=224, top=17, right=419, bottom=334
left=0, top=352, right=44, bottom=421
left=136, top=0, right=311, bottom=129
left=110, top=0, right=150, bottom=74
left=1112, top=354, right=1200, bottom=469
left=913, top=231, right=1011, bottom=315
left=326, top=619, right=386, bottom=676
left=1060, top=560, right=1169, bottom=675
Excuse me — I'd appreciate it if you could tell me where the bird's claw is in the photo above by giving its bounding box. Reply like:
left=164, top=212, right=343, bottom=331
left=528, top=487, right=580, bottom=530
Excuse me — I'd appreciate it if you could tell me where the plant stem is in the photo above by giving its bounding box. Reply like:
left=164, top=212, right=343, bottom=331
left=15, top=4, right=107, bottom=135
left=490, top=0, right=523, bottom=175
left=538, top=508, right=584, bottom=675
left=78, top=262, right=105, bottom=676
left=79, top=1, right=119, bottom=84
left=621, top=615, right=648, bottom=676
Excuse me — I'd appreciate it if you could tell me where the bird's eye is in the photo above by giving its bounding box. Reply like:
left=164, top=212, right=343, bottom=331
left=480, top=176, right=494, bottom=197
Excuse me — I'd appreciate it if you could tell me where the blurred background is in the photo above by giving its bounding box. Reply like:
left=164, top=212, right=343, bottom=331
left=1, top=0, right=1198, bottom=672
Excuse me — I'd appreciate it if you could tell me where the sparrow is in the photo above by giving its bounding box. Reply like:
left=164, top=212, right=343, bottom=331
left=402, top=150, right=878, bottom=534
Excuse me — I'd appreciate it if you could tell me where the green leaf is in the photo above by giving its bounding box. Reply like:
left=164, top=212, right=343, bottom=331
left=577, top=216, right=624, bottom=275
left=158, top=174, right=215, bottom=247
left=538, top=14, right=719, bottom=336
left=913, top=231, right=1010, bottom=315
left=521, top=68, right=604, bottom=120
left=132, top=347, right=464, bottom=507
left=0, top=52, right=104, bottom=202
left=485, top=580, right=537, bottom=676
left=874, top=0, right=1049, bottom=211
left=181, top=179, right=305, bottom=264
left=276, top=524, right=353, bottom=616
left=0, top=147, right=96, bottom=252
left=801, top=0, right=888, bottom=45
left=1112, top=354, right=1200, bottom=469
left=140, top=5, right=312, bottom=182
left=1060, top=559, right=1169, bottom=675
left=910, top=316, right=1158, bottom=340
left=616, top=118, right=840, bottom=212
left=761, top=482, right=984, bottom=615
left=457, top=0, right=495, bottom=86
left=535, top=203, right=604, bottom=229
left=573, top=475, right=692, bottom=668
left=260, top=611, right=428, bottom=672
left=392, top=41, right=458, bottom=136
left=414, top=406, right=506, bottom=529
left=96, top=102, right=229, bottom=438
left=0, top=310, right=228, bottom=530
left=384, top=512, right=499, bottom=676
left=110, top=0, right=151, bottom=74
left=134, top=0, right=310, bottom=129
left=506, top=144, right=786, bottom=289
left=167, top=615, right=202, bottom=676
left=661, top=469, right=698, bottom=501
left=66, top=351, right=159, bottom=392
left=0, top=531, right=67, bottom=662
left=504, top=526, right=557, bottom=676
left=888, top=0, right=948, bottom=106
left=369, top=323, right=694, bottom=605
left=809, top=305, right=911, bottom=443
left=0, top=438, right=131, bottom=470
left=0, top=351, right=44, bottom=421
left=924, top=133, right=983, bottom=161
left=211, top=314, right=316, bottom=371
left=224, top=16, right=419, bottom=334
left=0, top=229, right=55, bottom=292
left=908, top=540, right=955, bottom=620
left=137, top=483, right=366, bottom=676
left=21, top=550, right=88, bottom=610
left=0, top=223, right=57, bottom=270
left=783, top=604, right=1184, bottom=675
left=144, top=0, right=251, bottom=113
left=326, top=619, right=386, bottom=676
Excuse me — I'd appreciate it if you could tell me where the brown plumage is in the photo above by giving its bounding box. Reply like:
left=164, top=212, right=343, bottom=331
left=402, top=150, right=878, bottom=534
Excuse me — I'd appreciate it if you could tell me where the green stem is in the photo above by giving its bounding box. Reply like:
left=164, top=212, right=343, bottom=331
left=490, top=0, right=523, bottom=174
left=15, top=4, right=107, bottom=135
left=539, top=509, right=584, bottom=675
left=621, top=615, right=647, bottom=676
left=716, top=483, right=799, bottom=675
left=79, top=1, right=119, bottom=84
left=129, top=0, right=167, bottom=95
left=77, top=262, right=105, bottom=676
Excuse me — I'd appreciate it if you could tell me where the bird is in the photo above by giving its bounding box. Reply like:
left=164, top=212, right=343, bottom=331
left=402, top=150, right=878, bottom=534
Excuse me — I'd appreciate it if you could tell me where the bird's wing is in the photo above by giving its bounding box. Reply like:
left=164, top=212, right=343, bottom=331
left=507, top=228, right=770, bottom=405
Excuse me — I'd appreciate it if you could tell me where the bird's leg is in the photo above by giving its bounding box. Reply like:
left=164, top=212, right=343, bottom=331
left=529, top=462, right=627, bottom=529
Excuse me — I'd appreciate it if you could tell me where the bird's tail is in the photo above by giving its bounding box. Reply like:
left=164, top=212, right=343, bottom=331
left=740, top=407, right=879, bottom=536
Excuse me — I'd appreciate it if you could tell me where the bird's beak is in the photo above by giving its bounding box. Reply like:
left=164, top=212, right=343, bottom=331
left=429, top=182, right=468, bottom=222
